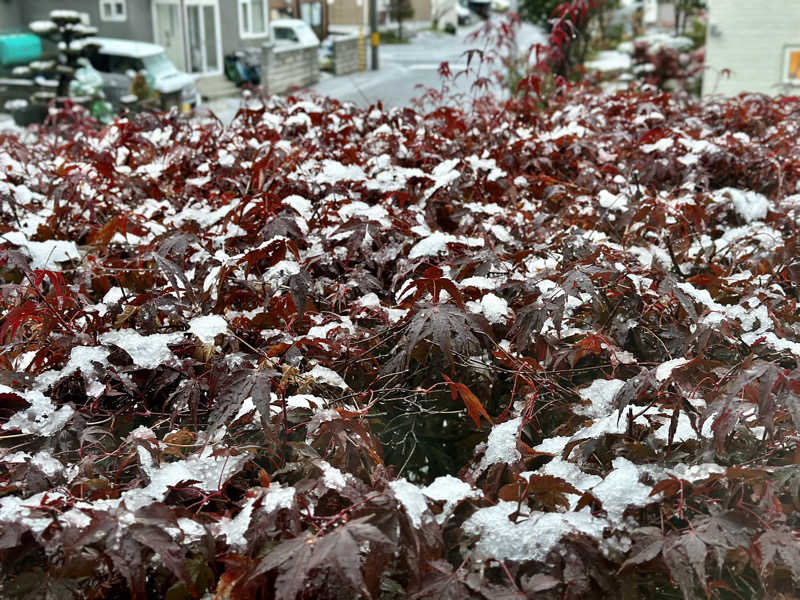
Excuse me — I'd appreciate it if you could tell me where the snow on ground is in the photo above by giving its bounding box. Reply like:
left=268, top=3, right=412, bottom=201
left=587, top=50, right=632, bottom=73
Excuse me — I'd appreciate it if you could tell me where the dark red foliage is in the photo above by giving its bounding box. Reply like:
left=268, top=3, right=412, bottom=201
left=1, top=56, right=800, bottom=600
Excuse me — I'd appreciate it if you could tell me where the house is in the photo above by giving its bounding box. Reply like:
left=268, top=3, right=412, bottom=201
left=325, top=0, right=456, bottom=32
left=409, top=0, right=457, bottom=31
left=269, top=0, right=329, bottom=39
left=326, top=0, right=375, bottom=30
left=703, top=1, right=800, bottom=96
left=0, top=0, right=273, bottom=79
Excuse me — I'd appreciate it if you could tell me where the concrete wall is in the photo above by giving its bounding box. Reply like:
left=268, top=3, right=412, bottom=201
left=331, top=34, right=359, bottom=75
left=261, top=41, right=319, bottom=94
left=702, top=1, right=800, bottom=96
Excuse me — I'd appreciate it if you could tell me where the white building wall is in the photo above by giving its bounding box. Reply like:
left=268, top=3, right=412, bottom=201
left=431, top=0, right=457, bottom=29
left=703, top=0, right=800, bottom=96
left=643, top=0, right=657, bottom=25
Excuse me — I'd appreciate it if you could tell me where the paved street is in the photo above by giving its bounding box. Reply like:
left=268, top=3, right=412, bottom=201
left=206, top=18, right=545, bottom=122
left=312, top=20, right=545, bottom=109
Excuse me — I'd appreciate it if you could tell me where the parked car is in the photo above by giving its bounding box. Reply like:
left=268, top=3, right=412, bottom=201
left=491, top=0, right=510, bottom=12
left=84, top=38, right=200, bottom=111
left=271, top=19, right=320, bottom=47
left=468, top=0, right=490, bottom=20
left=457, top=1, right=473, bottom=25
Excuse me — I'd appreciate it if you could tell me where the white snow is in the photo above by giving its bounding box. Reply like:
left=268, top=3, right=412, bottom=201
left=34, top=344, right=110, bottom=390
left=102, top=287, right=126, bottom=304
left=262, top=483, right=296, bottom=512
left=306, top=365, right=350, bottom=390
left=424, top=158, right=461, bottom=199
left=534, top=457, right=602, bottom=499
left=283, top=195, right=314, bottom=219
left=590, top=457, right=655, bottom=521
left=188, top=315, right=228, bottom=344
left=218, top=492, right=258, bottom=549
left=60, top=508, right=93, bottom=530
left=462, top=502, right=606, bottom=562
left=337, top=201, right=392, bottom=227
left=714, top=188, right=769, bottom=223
left=264, top=259, right=301, bottom=283
left=459, top=276, right=499, bottom=290
left=676, top=281, right=800, bottom=357
left=0, top=231, right=81, bottom=270
left=597, top=190, right=628, bottom=211
left=390, top=478, right=430, bottom=528
left=317, top=159, right=367, bottom=184
left=286, top=394, right=327, bottom=411
left=408, top=231, right=484, bottom=259
left=217, top=150, right=235, bottom=168
left=409, top=230, right=455, bottom=259
left=422, top=475, right=481, bottom=524
left=0, top=491, right=67, bottom=536
left=216, top=483, right=296, bottom=549
left=576, top=378, right=626, bottom=418
left=319, top=460, right=348, bottom=491
left=478, top=293, right=510, bottom=324
left=540, top=122, right=588, bottom=141
left=124, top=444, right=249, bottom=512
left=306, top=316, right=355, bottom=339
left=465, top=155, right=506, bottom=182
left=29, top=20, right=57, bottom=33
left=2, top=450, right=69, bottom=479
left=654, top=358, right=690, bottom=382
left=2, top=389, right=74, bottom=436
left=587, top=50, right=632, bottom=73
left=462, top=455, right=682, bottom=563
left=100, top=330, right=184, bottom=369
left=167, top=203, right=235, bottom=228
left=641, top=137, right=674, bottom=153
left=366, top=163, right=427, bottom=192
left=476, top=417, right=521, bottom=474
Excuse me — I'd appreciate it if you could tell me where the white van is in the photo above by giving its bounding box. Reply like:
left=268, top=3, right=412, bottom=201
left=85, top=38, right=200, bottom=110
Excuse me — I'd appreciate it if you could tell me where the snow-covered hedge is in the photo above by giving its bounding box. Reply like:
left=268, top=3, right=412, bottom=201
left=1, top=88, right=799, bottom=598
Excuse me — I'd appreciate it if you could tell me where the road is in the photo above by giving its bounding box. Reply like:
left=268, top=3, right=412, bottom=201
left=205, top=17, right=545, bottom=122
left=312, top=19, right=546, bottom=109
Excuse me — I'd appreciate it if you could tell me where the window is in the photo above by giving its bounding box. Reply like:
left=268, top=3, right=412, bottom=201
left=239, top=0, right=268, bottom=37
left=100, top=0, right=127, bottom=22
left=273, top=27, right=298, bottom=42
left=784, top=46, right=800, bottom=85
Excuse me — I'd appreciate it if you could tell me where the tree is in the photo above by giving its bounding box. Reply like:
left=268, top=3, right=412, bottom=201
left=388, top=0, right=414, bottom=40
left=545, top=0, right=619, bottom=79
left=27, top=10, right=98, bottom=98
left=519, top=0, right=561, bottom=25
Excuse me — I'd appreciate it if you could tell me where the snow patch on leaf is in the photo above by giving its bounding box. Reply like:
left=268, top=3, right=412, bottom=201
left=389, top=478, right=430, bottom=528
left=476, top=417, right=521, bottom=475
left=463, top=502, right=606, bottom=562
left=188, top=315, right=228, bottom=344
left=1, top=231, right=81, bottom=270
left=100, top=330, right=184, bottom=369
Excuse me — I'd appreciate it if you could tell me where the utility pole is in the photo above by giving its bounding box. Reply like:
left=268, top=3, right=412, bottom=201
left=370, top=0, right=379, bottom=70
